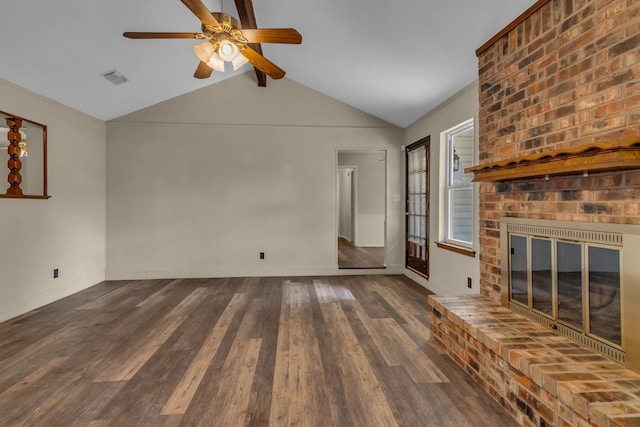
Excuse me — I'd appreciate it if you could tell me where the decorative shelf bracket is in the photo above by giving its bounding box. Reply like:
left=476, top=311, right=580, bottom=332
left=465, top=137, right=640, bottom=182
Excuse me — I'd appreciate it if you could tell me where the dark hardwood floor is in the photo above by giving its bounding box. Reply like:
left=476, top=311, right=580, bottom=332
left=0, top=275, right=515, bottom=426
left=338, top=238, right=386, bottom=269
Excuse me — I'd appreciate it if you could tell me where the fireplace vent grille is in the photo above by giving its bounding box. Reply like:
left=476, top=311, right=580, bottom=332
left=557, top=324, right=626, bottom=364
left=509, top=302, right=554, bottom=328
left=509, top=302, right=626, bottom=364
left=506, top=224, right=623, bottom=246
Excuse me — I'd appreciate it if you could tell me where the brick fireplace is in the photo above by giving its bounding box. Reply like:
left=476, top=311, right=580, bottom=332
left=476, top=0, right=640, bottom=304
left=429, top=1, right=640, bottom=425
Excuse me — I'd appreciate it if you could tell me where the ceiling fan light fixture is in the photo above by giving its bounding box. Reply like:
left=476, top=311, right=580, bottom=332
left=231, top=53, right=249, bottom=70
left=207, top=52, right=226, bottom=72
left=18, top=141, right=27, bottom=158
left=218, top=39, right=239, bottom=62
left=193, top=41, right=216, bottom=63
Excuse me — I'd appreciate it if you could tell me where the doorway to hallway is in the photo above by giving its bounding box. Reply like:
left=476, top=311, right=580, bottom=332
left=337, top=150, right=386, bottom=269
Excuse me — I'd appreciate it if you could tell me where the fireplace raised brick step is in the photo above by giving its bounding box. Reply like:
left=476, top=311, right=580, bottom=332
left=428, top=294, right=640, bottom=427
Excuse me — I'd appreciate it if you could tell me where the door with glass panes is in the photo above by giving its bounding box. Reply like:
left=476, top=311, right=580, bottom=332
left=405, top=136, right=429, bottom=277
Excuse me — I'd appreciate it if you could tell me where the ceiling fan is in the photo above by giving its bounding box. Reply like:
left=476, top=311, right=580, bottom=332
left=123, top=0, right=302, bottom=81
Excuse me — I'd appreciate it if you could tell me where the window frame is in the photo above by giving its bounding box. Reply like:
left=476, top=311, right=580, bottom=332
left=444, top=118, right=474, bottom=250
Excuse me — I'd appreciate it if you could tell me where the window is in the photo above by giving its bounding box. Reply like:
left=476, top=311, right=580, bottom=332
left=444, top=119, right=474, bottom=248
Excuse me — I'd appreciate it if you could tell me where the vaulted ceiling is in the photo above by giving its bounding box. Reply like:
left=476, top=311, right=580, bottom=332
left=0, top=0, right=534, bottom=128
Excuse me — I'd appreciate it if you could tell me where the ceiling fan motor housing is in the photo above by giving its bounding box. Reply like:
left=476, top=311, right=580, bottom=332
left=206, top=12, right=241, bottom=32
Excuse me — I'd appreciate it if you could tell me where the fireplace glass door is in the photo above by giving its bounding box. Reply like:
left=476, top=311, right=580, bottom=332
left=557, top=241, right=583, bottom=330
left=588, top=246, right=621, bottom=346
left=531, top=238, right=552, bottom=317
left=509, top=235, right=528, bottom=306
left=508, top=234, right=622, bottom=349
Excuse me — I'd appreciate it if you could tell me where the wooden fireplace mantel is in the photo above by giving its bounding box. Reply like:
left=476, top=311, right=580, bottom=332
left=465, top=137, right=640, bottom=182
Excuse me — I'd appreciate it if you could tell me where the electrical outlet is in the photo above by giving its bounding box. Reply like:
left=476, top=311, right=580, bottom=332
left=53, top=268, right=59, bottom=279
left=467, top=277, right=472, bottom=288
left=260, top=252, right=265, bottom=260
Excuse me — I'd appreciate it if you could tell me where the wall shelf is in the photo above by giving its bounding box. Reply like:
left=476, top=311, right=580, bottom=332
left=465, top=137, right=640, bottom=182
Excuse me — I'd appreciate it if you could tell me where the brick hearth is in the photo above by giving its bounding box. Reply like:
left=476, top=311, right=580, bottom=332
left=429, top=294, right=640, bottom=427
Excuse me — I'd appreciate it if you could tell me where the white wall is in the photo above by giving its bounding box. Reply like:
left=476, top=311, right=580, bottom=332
left=404, top=82, right=480, bottom=295
left=106, top=74, right=404, bottom=279
left=0, top=78, right=106, bottom=322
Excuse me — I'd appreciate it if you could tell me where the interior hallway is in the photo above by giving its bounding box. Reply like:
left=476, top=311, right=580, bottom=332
left=338, top=237, right=386, bottom=269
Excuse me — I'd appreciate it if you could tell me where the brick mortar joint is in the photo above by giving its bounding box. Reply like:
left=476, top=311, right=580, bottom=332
left=428, top=295, right=640, bottom=425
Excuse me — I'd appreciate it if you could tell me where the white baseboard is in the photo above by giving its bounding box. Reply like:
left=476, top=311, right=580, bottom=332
left=0, top=270, right=105, bottom=323
left=106, top=264, right=405, bottom=281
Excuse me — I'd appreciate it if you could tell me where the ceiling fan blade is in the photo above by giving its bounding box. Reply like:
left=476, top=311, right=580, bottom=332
left=234, top=0, right=266, bottom=86
left=194, top=61, right=214, bottom=79
left=241, top=47, right=285, bottom=80
left=123, top=32, right=203, bottom=39
left=240, top=29, right=302, bottom=44
left=181, top=0, right=220, bottom=28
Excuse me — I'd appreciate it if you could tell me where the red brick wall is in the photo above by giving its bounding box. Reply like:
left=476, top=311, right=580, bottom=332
left=477, top=0, right=640, bottom=301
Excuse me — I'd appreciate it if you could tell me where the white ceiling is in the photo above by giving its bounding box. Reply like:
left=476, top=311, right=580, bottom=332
left=0, top=0, right=534, bottom=128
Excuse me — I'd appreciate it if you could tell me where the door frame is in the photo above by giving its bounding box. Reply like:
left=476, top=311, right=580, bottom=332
left=405, top=136, right=430, bottom=278
left=337, top=165, right=358, bottom=243
left=335, top=149, right=387, bottom=269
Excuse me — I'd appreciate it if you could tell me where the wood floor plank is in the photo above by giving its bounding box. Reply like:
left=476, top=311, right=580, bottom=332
left=0, top=275, right=517, bottom=426
left=307, top=280, right=354, bottom=427
left=361, top=317, right=448, bottom=384
left=315, top=282, right=399, bottom=427
left=0, top=326, right=78, bottom=375
left=338, top=237, right=385, bottom=269
left=77, top=281, right=139, bottom=310
left=0, top=356, right=69, bottom=402
left=13, top=377, right=125, bottom=426
left=92, top=349, right=194, bottom=426
left=161, top=293, right=247, bottom=415
left=375, top=365, right=456, bottom=426
left=188, top=294, right=264, bottom=426
left=347, top=276, right=403, bottom=321
left=268, top=281, right=293, bottom=426
left=357, top=275, right=434, bottom=350
left=270, top=280, right=334, bottom=426
left=244, top=277, right=283, bottom=426
left=96, top=315, right=186, bottom=382
left=94, top=288, right=208, bottom=382
left=207, top=338, right=263, bottom=426
left=135, top=278, right=183, bottom=308
left=0, top=357, right=85, bottom=425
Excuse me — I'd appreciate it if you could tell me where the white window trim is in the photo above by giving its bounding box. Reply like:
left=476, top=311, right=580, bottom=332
left=444, top=118, right=474, bottom=249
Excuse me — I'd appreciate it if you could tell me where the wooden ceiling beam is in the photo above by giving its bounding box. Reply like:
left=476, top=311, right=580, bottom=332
left=235, top=0, right=267, bottom=87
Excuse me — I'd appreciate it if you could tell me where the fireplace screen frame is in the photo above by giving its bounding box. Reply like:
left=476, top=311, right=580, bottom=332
left=500, top=218, right=640, bottom=371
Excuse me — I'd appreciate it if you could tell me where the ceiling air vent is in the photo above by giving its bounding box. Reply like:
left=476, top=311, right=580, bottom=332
left=101, top=69, right=129, bottom=85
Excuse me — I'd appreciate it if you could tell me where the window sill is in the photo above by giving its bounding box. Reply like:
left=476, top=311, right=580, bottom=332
left=436, top=241, right=476, bottom=258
